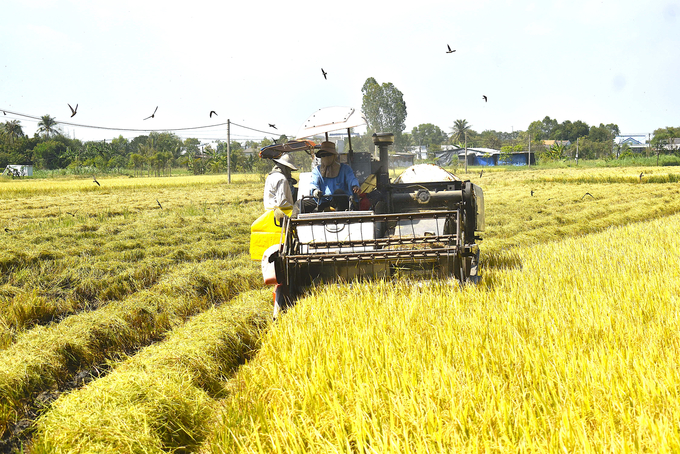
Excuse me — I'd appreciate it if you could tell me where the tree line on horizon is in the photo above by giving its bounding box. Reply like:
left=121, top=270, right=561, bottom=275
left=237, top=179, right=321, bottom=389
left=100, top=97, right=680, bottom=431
left=2, top=79, right=679, bottom=174
left=0, top=114, right=292, bottom=175
left=358, top=77, right=680, bottom=162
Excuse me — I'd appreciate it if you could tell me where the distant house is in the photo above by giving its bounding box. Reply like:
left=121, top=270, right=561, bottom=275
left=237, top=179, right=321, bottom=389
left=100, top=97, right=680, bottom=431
left=389, top=153, right=415, bottom=168
left=615, top=135, right=649, bottom=154
left=457, top=148, right=500, bottom=166
left=243, top=147, right=258, bottom=158
left=543, top=140, right=571, bottom=148
left=2, top=165, right=33, bottom=177
left=665, top=138, right=680, bottom=152
left=447, top=148, right=535, bottom=166
left=405, top=145, right=428, bottom=160
left=500, top=151, right=536, bottom=166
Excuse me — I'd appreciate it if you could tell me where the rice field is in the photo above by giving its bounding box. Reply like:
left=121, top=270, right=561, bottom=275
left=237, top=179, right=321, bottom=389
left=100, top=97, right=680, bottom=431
left=1, top=165, right=679, bottom=452
left=207, top=213, right=680, bottom=453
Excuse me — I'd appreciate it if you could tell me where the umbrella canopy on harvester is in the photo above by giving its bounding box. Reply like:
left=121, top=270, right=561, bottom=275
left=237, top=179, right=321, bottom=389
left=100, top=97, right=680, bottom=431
left=259, top=139, right=316, bottom=159
left=295, top=106, right=367, bottom=139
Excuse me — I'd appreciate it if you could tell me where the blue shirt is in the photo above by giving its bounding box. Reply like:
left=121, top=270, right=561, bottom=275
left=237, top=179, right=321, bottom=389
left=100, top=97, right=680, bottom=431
left=310, top=163, right=359, bottom=197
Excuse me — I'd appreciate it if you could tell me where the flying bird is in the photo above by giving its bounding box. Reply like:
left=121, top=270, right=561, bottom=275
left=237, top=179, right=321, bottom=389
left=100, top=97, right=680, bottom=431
left=2, top=111, right=5, bottom=115
left=143, top=106, right=158, bottom=120
left=581, top=192, right=594, bottom=200
left=157, top=199, right=163, bottom=209
left=66, top=211, right=77, bottom=217
left=68, top=103, right=78, bottom=117
left=93, top=176, right=100, bottom=186
left=531, top=190, right=534, bottom=197
left=321, top=68, right=327, bottom=79
left=639, top=172, right=644, bottom=182
left=269, top=124, right=277, bottom=129
left=479, top=169, right=483, bottom=178
left=4, top=228, right=9, bottom=233
left=482, top=95, right=488, bottom=102
left=446, top=44, right=456, bottom=53
left=210, top=111, right=217, bottom=118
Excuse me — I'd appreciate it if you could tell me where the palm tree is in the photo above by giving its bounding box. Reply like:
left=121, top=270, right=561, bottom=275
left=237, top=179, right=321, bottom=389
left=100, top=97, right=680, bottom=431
left=451, top=119, right=473, bottom=172
left=37, top=114, right=59, bottom=138
left=450, top=119, right=472, bottom=146
left=2, top=120, right=24, bottom=145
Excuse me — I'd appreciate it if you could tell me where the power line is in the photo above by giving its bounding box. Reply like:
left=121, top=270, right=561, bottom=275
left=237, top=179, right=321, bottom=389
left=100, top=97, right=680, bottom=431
left=0, top=108, right=287, bottom=136
left=230, top=121, right=288, bottom=136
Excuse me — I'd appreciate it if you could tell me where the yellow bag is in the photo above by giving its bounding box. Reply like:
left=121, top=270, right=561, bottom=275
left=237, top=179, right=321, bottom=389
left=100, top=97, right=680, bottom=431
left=249, top=207, right=293, bottom=261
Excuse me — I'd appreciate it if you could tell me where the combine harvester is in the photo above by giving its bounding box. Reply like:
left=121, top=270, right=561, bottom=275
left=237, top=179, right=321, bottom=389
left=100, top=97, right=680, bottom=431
left=250, top=107, right=485, bottom=316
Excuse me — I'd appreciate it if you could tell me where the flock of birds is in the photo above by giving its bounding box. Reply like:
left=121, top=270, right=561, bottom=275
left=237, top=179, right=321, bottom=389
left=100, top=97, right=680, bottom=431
left=57, top=44, right=486, bottom=138
left=63, top=104, right=277, bottom=130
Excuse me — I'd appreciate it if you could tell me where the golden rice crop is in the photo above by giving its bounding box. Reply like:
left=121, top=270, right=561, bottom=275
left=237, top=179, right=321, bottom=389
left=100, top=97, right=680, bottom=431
left=2, top=166, right=680, bottom=452
left=208, top=213, right=680, bottom=453
left=0, top=174, right=262, bottom=342
left=0, top=174, right=267, bottom=439
left=31, top=288, right=271, bottom=454
left=0, top=173, right=261, bottom=199
left=0, top=258, right=261, bottom=435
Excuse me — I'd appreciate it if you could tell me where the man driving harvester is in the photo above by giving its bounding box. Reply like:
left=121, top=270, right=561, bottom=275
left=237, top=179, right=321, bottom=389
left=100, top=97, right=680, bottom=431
left=308, top=141, right=360, bottom=212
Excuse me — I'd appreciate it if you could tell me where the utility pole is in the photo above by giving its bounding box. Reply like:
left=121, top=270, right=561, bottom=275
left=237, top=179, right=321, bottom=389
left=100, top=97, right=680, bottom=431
left=464, top=131, right=468, bottom=173
left=528, top=138, right=531, bottom=168
left=227, top=119, right=231, bottom=183
left=647, top=133, right=650, bottom=159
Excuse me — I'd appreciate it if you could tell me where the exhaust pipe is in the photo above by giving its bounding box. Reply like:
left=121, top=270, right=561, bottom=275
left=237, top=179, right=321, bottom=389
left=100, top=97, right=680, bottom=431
left=372, top=132, right=394, bottom=191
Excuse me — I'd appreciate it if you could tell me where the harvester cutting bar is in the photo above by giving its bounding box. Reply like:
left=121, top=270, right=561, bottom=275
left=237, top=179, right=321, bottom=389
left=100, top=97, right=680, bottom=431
left=290, top=234, right=458, bottom=250
left=292, top=210, right=458, bottom=226
left=286, top=247, right=458, bottom=264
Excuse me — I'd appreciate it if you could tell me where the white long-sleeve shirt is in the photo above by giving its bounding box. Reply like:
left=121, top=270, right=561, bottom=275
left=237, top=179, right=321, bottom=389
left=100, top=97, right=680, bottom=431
left=263, top=170, right=294, bottom=210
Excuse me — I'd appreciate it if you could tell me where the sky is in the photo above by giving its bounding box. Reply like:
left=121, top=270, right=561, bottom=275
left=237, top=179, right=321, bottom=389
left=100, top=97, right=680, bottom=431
left=1, top=0, right=679, bottom=145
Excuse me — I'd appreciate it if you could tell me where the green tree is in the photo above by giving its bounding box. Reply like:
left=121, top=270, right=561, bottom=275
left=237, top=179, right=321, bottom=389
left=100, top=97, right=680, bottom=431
left=152, top=132, right=182, bottom=159
left=526, top=120, right=543, bottom=142
left=552, top=120, right=590, bottom=143
left=137, top=136, right=159, bottom=176
left=547, top=141, right=567, bottom=160
left=149, top=151, right=172, bottom=176
left=129, top=135, right=149, bottom=156
left=184, top=138, right=200, bottom=156
left=37, top=114, right=59, bottom=138
left=411, top=124, right=447, bottom=148
left=108, top=155, right=128, bottom=173
left=128, top=153, right=146, bottom=176
left=361, top=77, right=407, bottom=149
left=588, top=123, right=619, bottom=142
left=649, top=127, right=680, bottom=164
left=478, top=130, right=503, bottom=150
left=450, top=119, right=472, bottom=146
left=574, top=137, right=609, bottom=160
left=540, top=116, right=558, bottom=139
left=32, top=140, right=68, bottom=169
left=2, top=120, right=25, bottom=145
